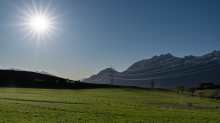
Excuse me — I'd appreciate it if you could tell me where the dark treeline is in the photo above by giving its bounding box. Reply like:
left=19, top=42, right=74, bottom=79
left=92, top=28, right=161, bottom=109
left=0, top=70, right=121, bottom=89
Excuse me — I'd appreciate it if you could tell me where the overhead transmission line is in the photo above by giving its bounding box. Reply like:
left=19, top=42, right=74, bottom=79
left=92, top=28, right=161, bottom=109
left=122, top=57, right=180, bottom=72
left=97, top=53, right=219, bottom=84
left=93, top=70, right=110, bottom=82
left=95, top=54, right=219, bottom=84
left=109, top=66, right=114, bottom=85
left=116, top=38, right=220, bottom=73
left=114, top=59, right=218, bottom=77
left=95, top=67, right=115, bottom=85
left=97, top=78, right=111, bottom=84
left=111, top=39, right=220, bottom=81
left=112, top=45, right=220, bottom=78
left=87, top=31, right=220, bottom=84
left=114, top=63, right=220, bottom=81
left=87, top=67, right=114, bottom=84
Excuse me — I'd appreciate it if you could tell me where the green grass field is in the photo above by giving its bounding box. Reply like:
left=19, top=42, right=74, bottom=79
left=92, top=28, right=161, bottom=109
left=0, top=87, right=220, bottom=123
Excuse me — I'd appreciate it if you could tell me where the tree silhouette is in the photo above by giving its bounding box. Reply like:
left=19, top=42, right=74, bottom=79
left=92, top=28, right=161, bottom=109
left=151, top=79, right=155, bottom=89
left=176, top=85, right=185, bottom=94
left=188, top=87, right=196, bottom=96
left=176, top=85, right=181, bottom=94
left=180, top=86, right=185, bottom=94
left=197, top=91, right=205, bottom=100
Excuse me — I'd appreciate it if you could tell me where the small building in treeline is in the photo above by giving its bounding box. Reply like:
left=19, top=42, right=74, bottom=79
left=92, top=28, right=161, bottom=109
left=199, top=82, right=214, bottom=89
left=199, top=82, right=220, bottom=89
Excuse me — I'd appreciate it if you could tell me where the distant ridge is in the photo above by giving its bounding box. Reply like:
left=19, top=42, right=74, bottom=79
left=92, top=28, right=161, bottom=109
left=83, top=50, right=220, bottom=88
left=6, top=68, right=57, bottom=77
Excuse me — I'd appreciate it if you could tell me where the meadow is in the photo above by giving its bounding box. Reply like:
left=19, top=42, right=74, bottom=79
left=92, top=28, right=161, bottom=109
left=0, top=87, right=220, bottom=123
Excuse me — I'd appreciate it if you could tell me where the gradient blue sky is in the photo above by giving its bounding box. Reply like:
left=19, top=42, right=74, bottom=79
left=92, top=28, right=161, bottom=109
left=0, top=0, right=220, bottom=79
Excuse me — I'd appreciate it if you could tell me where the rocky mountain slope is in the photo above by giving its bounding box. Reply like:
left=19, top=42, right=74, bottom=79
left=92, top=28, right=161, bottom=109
left=83, top=50, right=220, bottom=88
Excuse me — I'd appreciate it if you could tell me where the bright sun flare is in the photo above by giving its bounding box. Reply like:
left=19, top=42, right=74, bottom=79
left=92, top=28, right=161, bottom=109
left=32, top=17, right=48, bottom=31
left=12, top=0, right=62, bottom=41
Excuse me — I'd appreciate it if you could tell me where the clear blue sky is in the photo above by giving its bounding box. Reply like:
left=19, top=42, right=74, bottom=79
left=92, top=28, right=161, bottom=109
left=0, top=0, right=220, bottom=79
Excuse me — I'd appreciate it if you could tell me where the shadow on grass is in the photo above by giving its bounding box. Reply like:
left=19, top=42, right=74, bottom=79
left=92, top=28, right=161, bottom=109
left=0, top=97, right=88, bottom=105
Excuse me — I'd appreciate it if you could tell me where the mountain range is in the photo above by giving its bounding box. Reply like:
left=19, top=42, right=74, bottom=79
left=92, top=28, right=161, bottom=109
left=83, top=50, right=220, bottom=88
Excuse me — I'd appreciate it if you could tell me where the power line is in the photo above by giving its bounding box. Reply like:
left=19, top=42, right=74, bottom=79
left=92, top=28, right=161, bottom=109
left=109, top=66, right=114, bottom=85
left=94, top=71, right=110, bottom=82
left=91, top=52, right=220, bottom=84
left=122, top=56, right=180, bottom=72
left=91, top=31, right=220, bottom=87
left=86, top=70, right=109, bottom=83
left=114, top=60, right=218, bottom=77
left=113, top=38, right=220, bottom=74
left=106, top=53, right=220, bottom=85
left=97, top=78, right=111, bottom=84
left=114, top=64, right=220, bottom=81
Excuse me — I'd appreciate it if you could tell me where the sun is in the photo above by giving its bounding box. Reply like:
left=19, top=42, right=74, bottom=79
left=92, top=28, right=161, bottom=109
left=11, top=0, right=63, bottom=42
left=31, top=16, right=48, bottom=31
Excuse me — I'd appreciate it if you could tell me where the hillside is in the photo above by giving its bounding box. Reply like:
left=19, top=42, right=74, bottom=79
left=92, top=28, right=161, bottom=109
left=83, top=50, right=220, bottom=88
left=0, top=69, right=125, bottom=89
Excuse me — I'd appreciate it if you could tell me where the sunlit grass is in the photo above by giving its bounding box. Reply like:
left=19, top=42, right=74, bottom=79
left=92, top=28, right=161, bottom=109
left=0, top=87, right=219, bottom=123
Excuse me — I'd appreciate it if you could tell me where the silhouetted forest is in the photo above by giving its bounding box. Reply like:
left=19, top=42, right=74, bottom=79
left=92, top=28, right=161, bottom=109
left=0, top=70, right=121, bottom=89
